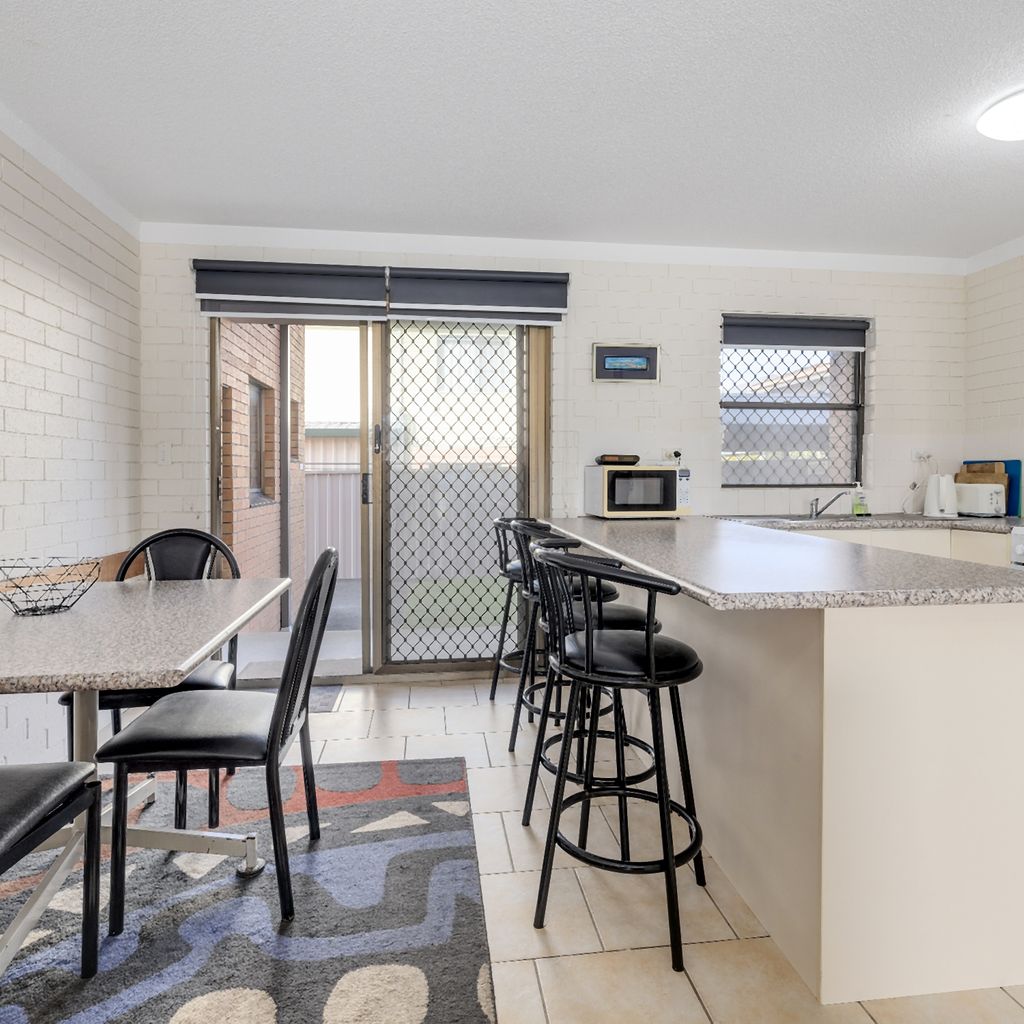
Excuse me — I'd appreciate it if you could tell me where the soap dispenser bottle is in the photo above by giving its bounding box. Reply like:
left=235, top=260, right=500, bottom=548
left=851, top=482, right=870, bottom=517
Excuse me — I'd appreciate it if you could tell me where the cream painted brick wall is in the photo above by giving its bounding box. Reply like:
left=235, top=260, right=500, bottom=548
left=0, top=128, right=141, bottom=763
left=965, top=256, right=1024, bottom=474
left=141, top=245, right=966, bottom=525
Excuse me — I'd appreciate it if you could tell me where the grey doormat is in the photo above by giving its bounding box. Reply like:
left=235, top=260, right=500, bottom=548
left=0, top=759, right=493, bottom=1023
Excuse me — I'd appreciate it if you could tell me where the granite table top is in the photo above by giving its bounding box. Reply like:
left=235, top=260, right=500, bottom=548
left=719, top=512, right=1023, bottom=534
left=0, top=577, right=290, bottom=693
left=545, top=516, right=1024, bottom=611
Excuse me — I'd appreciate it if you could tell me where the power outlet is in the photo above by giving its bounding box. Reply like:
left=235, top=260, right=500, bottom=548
left=662, top=449, right=682, bottom=461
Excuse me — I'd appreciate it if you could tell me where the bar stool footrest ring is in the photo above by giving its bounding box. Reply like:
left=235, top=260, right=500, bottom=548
left=540, top=730, right=656, bottom=787
left=554, top=787, right=702, bottom=874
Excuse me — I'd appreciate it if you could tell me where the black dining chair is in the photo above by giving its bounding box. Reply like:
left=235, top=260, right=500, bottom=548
left=0, top=763, right=101, bottom=978
left=59, top=528, right=242, bottom=829
left=95, top=547, right=339, bottom=934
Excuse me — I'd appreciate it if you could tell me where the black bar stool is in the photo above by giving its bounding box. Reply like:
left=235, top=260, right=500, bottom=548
left=506, top=520, right=628, bottom=753
left=487, top=516, right=538, bottom=702
left=521, top=537, right=661, bottom=828
left=531, top=546, right=705, bottom=973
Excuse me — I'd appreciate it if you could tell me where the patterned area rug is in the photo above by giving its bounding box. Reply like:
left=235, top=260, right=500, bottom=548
left=0, top=759, right=493, bottom=1024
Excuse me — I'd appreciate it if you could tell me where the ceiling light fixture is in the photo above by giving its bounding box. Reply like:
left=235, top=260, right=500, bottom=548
left=976, top=90, right=1024, bottom=140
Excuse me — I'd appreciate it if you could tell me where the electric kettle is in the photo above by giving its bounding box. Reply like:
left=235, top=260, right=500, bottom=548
left=923, top=473, right=958, bottom=519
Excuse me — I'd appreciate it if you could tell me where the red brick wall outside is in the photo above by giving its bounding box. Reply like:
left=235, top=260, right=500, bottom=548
left=220, top=320, right=305, bottom=633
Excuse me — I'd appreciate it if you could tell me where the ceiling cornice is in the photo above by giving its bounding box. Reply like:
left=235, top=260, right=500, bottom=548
left=0, top=101, right=139, bottom=235
left=139, top=221, right=970, bottom=276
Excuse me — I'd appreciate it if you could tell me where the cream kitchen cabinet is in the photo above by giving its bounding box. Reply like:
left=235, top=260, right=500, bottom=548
left=950, top=529, right=1011, bottom=566
left=792, top=528, right=951, bottom=558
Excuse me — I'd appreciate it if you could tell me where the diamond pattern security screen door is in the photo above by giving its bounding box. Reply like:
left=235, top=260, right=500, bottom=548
left=383, top=321, right=528, bottom=664
left=720, top=316, right=867, bottom=487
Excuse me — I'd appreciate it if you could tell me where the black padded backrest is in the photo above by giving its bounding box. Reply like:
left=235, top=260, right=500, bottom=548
left=270, top=547, right=339, bottom=753
left=510, top=519, right=552, bottom=587
left=116, top=529, right=241, bottom=582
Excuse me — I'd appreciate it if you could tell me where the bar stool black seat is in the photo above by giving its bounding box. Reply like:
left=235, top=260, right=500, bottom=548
left=0, top=763, right=101, bottom=978
left=95, top=547, right=339, bottom=934
left=59, top=528, right=242, bottom=830
left=531, top=546, right=705, bottom=973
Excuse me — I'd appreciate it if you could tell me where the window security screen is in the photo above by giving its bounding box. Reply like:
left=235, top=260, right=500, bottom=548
left=720, top=317, right=867, bottom=487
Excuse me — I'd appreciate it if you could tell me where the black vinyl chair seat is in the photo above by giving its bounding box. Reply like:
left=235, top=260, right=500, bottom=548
left=563, top=631, right=702, bottom=684
left=96, top=691, right=277, bottom=767
left=0, top=762, right=95, bottom=853
left=58, top=660, right=235, bottom=713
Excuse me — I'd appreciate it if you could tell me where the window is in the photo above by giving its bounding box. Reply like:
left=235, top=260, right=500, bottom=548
left=249, top=380, right=272, bottom=503
left=720, top=315, right=867, bottom=487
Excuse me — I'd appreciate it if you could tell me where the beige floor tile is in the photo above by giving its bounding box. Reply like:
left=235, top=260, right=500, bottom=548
left=472, top=813, right=513, bottom=874
left=468, top=765, right=549, bottom=814
left=480, top=868, right=602, bottom=961
left=684, top=937, right=872, bottom=1023
left=536, top=948, right=710, bottom=1024
left=338, top=684, right=410, bottom=709
left=483, top=730, right=534, bottom=768
left=446, top=703, right=521, bottom=735
left=699, top=853, right=766, bottom=938
left=408, top=683, right=479, bottom=707
left=477, top=680, right=522, bottom=705
left=319, top=736, right=407, bottom=764
left=366, top=706, right=446, bottom=738
left=502, top=806, right=619, bottom=873
left=406, top=732, right=490, bottom=768
left=307, top=709, right=373, bottom=740
left=575, top=865, right=733, bottom=950
left=491, top=960, right=547, bottom=1024
left=863, top=988, right=1024, bottom=1024
left=283, top=739, right=325, bottom=766
left=1006, top=988, right=1024, bottom=1011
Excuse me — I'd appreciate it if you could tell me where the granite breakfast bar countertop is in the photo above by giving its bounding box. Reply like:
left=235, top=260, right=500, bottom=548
left=719, top=511, right=1023, bottom=533
left=544, top=515, right=1024, bottom=611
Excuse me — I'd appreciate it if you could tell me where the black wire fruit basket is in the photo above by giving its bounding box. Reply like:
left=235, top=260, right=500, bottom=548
left=0, top=557, right=102, bottom=615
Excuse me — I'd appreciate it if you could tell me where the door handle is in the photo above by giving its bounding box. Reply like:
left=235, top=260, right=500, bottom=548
left=361, top=473, right=371, bottom=504
left=373, top=424, right=382, bottom=455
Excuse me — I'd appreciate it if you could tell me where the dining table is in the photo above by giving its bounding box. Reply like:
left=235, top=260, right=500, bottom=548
left=0, top=574, right=290, bottom=974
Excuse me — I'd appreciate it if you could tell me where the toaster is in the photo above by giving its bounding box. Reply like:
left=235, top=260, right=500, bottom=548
left=954, top=482, right=1006, bottom=517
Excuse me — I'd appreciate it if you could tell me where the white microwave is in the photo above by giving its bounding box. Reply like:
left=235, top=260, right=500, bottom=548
left=584, top=465, right=691, bottom=519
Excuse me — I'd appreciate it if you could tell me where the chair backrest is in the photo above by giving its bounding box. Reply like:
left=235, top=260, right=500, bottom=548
left=117, top=529, right=242, bottom=666
left=509, top=519, right=554, bottom=591
left=533, top=546, right=679, bottom=680
left=493, top=516, right=535, bottom=576
left=270, top=547, right=339, bottom=756
left=116, top=529, right=241, bottom=583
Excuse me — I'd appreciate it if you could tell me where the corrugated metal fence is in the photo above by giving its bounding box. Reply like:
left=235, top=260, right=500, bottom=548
left=305, top=466, right=361, bottom=579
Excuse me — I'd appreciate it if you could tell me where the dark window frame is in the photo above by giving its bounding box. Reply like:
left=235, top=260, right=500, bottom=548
left=249, top=379, right=273, bottom=505
left=719, top=316, right=867, bottom=489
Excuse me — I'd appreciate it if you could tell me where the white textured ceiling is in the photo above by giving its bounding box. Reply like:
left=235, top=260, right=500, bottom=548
left=2, top=0, right=1024, bottom=257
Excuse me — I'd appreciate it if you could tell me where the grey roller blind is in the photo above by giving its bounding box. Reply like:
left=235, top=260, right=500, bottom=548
left=722, top=315, right=869, bottom=350
left=193, top=260, right=388, bottom=320
left=388, top=268, right=569, bottom=324
left=193, top=260, right=569, bottom=324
